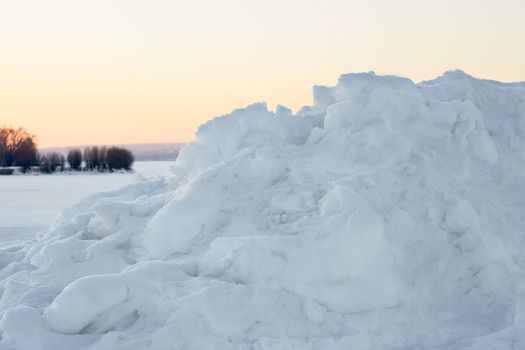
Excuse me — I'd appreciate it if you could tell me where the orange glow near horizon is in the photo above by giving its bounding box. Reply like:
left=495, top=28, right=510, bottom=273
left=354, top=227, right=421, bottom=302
left=1, top=0, right=524, bottom=148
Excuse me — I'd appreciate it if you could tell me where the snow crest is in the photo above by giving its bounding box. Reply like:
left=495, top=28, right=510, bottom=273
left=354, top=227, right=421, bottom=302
left=1, top=71, right=525, bottom=349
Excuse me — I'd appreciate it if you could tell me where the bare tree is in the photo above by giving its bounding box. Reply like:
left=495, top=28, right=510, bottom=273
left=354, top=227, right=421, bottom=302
left=91, top=146, right=100, bottom=170
left=99, top=146, right=108, bottom=171
left=52, top=152, right=66, bottom=171
left=67, top=149, right=82, bottom=171
left=83, top=147, right=92, bottom=170
left=0, top=128, right=9, bottom=166
left=0, top=127, right=36, bottom=167
left=38, top=153, right=52, bottom=173
left=106, top=147, right=134, bottom=171
left=39, top=152, right=65, bottom=173
left=82, top=146, right=111, bottom=171
left=14, top=138, right=38, bottom=172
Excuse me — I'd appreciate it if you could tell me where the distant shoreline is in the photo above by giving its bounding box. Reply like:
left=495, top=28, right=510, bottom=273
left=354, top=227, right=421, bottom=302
left=42, top=142, right=184, bottom=161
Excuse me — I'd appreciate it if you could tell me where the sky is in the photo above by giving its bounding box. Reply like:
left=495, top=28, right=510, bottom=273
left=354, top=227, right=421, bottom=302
left=1, top=0, right=524, bottom=148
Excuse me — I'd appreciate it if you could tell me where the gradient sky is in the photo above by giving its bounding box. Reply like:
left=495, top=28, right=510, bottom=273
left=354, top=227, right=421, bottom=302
left=1, top=0, right=524, bottom=148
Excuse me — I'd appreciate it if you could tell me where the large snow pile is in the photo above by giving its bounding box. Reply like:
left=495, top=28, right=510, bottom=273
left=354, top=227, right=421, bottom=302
left=1, top=71, right=525, bottom=349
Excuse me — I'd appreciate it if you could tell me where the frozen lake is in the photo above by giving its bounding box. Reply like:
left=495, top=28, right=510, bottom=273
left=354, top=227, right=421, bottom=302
left=0, top=161, right=175, bottom=244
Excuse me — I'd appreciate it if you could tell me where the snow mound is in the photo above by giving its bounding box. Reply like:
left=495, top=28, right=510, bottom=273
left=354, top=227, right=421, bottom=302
left=2, top=71, right=525, bottom=349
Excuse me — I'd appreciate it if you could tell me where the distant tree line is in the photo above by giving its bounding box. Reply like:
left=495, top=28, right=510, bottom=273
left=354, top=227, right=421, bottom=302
left=1, top=126, right=134, bottom=173
left=38, top=152, right=66, bottom=173
left=78, top=146, right=134, bottom=172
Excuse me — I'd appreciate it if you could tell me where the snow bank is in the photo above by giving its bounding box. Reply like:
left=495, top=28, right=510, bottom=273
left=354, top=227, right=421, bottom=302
left=1, top=71, right=525, bottom=349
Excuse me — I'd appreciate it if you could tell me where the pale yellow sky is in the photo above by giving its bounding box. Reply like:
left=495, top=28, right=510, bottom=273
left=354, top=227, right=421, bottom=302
left=1, top=0, right=524, bottom=147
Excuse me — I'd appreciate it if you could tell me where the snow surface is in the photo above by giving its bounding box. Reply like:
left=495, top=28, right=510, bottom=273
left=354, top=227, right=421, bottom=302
left=0, top=162, right=175, bottom=244
left=1, top=71, right=525, bottom=349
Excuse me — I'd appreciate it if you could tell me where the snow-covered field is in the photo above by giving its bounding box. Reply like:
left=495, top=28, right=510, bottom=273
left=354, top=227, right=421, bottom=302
left=1, top=71, right=525, bottom=349
left=0, top=162, right=174, bottom=243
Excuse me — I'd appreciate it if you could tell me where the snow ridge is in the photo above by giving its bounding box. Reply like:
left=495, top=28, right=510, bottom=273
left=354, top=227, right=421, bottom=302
left=1, top=71, right=525, bottom=349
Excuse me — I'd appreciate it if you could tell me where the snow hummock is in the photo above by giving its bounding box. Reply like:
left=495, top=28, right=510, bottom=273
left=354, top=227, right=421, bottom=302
left=1, top=71, right=525, bottom=349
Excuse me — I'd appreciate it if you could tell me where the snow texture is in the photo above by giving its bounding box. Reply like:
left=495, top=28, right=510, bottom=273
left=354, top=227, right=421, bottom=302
left=1, top=70, right=525, bottom=349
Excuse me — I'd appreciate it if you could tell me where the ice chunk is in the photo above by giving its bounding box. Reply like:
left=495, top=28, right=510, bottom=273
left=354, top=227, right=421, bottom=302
left=43, top=274, right=130, bottom=334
